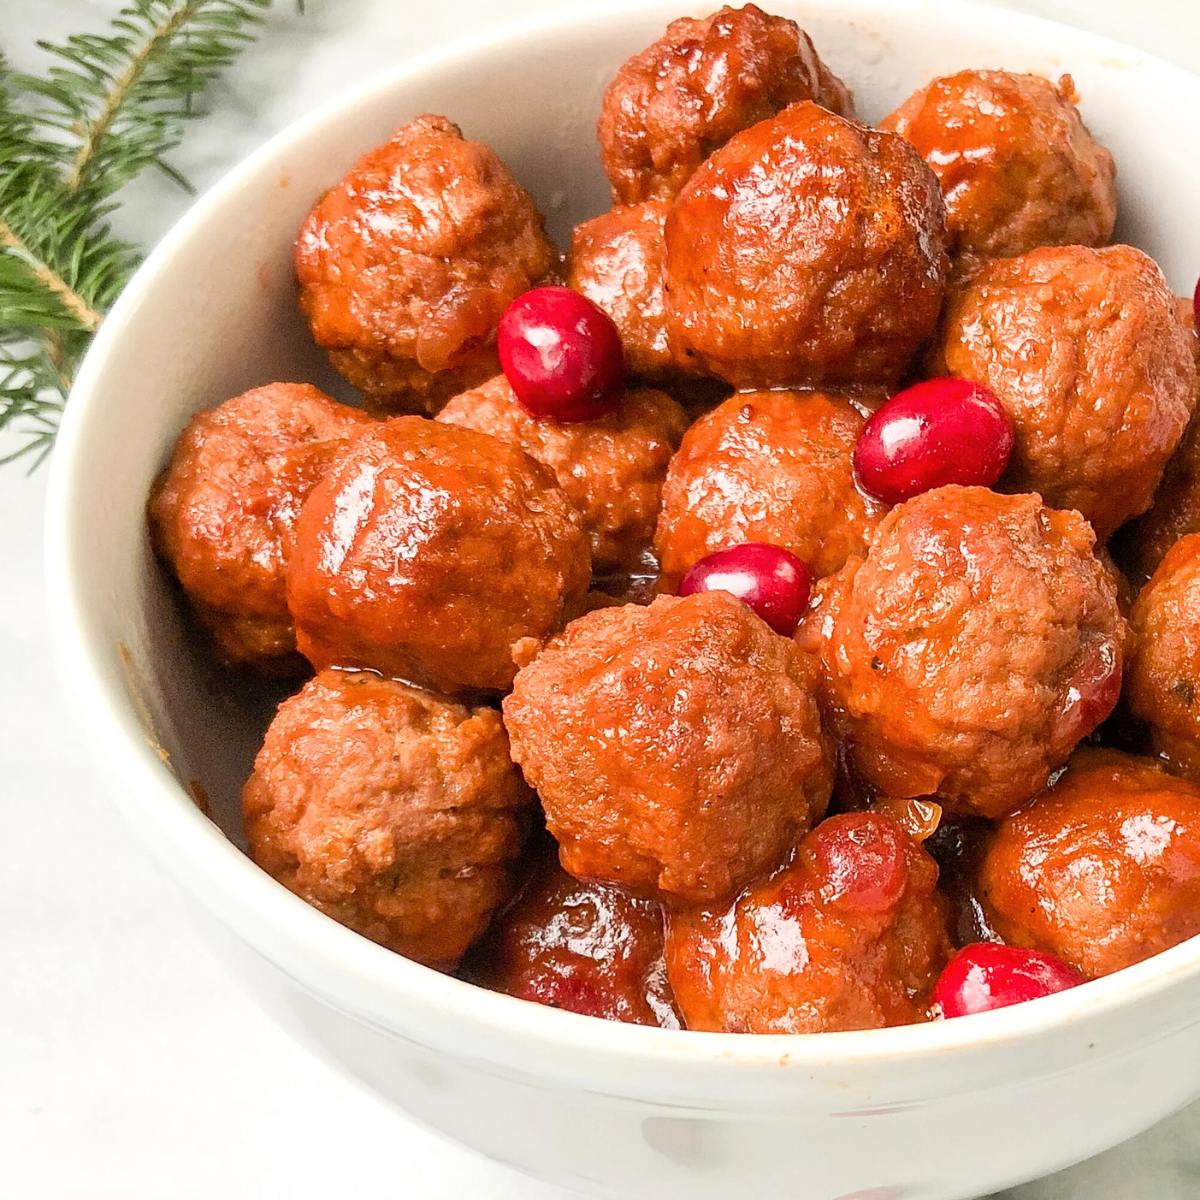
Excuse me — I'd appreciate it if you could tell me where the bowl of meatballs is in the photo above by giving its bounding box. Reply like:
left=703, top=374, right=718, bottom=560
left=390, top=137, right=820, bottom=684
left=45, top=3, right=1200, bottom=1198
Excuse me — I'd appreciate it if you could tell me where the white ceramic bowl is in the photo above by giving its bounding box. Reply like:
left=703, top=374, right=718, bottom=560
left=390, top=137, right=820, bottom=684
left=45, top=3, right=1200, bottom=1197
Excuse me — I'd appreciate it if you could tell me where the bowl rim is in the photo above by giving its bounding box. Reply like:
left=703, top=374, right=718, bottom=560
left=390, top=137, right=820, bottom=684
left=44, top=0, right=1200, bottom=1073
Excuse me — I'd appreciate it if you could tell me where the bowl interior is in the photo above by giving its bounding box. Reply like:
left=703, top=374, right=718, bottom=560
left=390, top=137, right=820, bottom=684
left=52, top=0, right=1200, bottom=1035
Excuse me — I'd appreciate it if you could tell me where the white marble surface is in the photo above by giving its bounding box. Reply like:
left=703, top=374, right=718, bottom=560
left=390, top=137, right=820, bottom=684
left=3, top=2, right=1199, bottom=1196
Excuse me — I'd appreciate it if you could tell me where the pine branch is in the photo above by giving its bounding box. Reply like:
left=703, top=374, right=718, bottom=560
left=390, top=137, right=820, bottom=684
left=0, top=336, right=68, bottom=471
left=20, top=0, right=274, bottom=200
left=0, top=1, right=296, bottom=468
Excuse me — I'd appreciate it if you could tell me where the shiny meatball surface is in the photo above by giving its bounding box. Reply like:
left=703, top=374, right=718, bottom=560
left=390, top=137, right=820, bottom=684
left=295, top=114, right=555, bottom=414
left=809, top=487, right=1124, bottom=819
left=1127, top=535, right=1200, bottom=781
left=932, top=244, right=1197, bottom=538
left=665, top=101, right=948, bottom=389
left=243, top=669, right=532, bottom=969
left=438, top=374, right=688, bottom=572
left=598, top=4, right=852, bottom=206
left=287, top=418, right=590, bottom=694
left=466, top=843, right=680, bottom=1027
left=881, top=71, right=1116, bottom=260
left=148, top=383, right=372, bottom=672
left=655, top=390, right=886, bottom=588
left=1119, top=299, right=1200, bottom=585
left=567, top=200, right=675, bottom=381
left=665, top=812, right=949, bottom=1033
left=980, top=748, right=1200, bottom=979
left=504, top=592, right=834, bottom=905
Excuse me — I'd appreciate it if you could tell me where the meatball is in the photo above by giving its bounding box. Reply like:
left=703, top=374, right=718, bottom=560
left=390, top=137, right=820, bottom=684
left=566, top=200, right=675, bottom=381
left=1127, top=535, right=1200, bottom=781
left=931, top=244, right=1197, bottom=539
left=148, top=383, right=372, bottom=672
left=437, top=374, right=688, bottom=572
left=287, top=418, right=590, bottom=694
left=665, top=812, right=949, bottom=1033
left=979, top=748, right=1200, bottom=978
left=243, top=669, right=532, bottom=969
left=504, top=592, right=834, bottom=905
left=664, top=101, right=948, bottom=389
left=880, top=70, right=1116, bottom=260
left=465, top=842, right=680, bottom=1027
left=808, top=487, right=1125, bottom=819
left=597, top=4, right=852, bottom=206
left=654, top=389, right=886, bottom=588
left=295, top=115, right=556, bottom=415
left=1118, top=298, right=1200, bottom=585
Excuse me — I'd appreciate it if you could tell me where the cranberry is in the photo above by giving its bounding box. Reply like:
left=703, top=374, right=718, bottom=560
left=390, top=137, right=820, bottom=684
left=811, top=813, right=908, bottom=915
left=678, top=543, right=812, bottom=636
left=1058, top=638, right=1121, bottom=745
left=498, top=286, right=625, bottom=422
left=853, top=378, right=1015, bottom=505
left=1193, top=276, right=1199, bottom=328
left=931, top=942, right=1084, bottom=1019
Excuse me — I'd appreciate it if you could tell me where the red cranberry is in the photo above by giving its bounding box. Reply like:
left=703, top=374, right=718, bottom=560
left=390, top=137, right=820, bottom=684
left=931, top=942, right=1083, bottom=1019
left=811, top=813, right=908, bottom=915
left=853, top=378, right=1015, bottom=505
left=1193, top=276, right=1200, bottom=328
left=1059, top=638, right=1121, bottom=744
left=678, top=543, right=812, bottom=636
left=498, top=286, right=625, bottom=422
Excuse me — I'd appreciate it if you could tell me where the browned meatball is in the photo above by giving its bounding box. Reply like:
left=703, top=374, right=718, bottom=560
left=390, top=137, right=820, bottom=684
left=932, top=245, right=1197, bottom=539
left=665, top=102, right=948, bottom=389
left=437, top=375, right=688, bottom=572
left=807, top=487, right=1125, bottom=819
left=295, top=115, right=556, bottom=415
left=597, top=4, right=853, bottom=206
left=665, top=812, right=949, bottom=1033
left=654, top=390, right=887, bottom=588
left=504, top=592, right=833, bottom=906
left=243, top=669, right=532, bottom=969
left=287, top=418, right=590, bottom=694
left=880, top=71, right=1116, bottom=260
left=566, top=200, right=675, bottom=381
left=1118, top=299, right=1200, bottom=584
left=979, top=748, right=1200, bottom=979
left=465, top=842, right=680, bottom=1027
left=1127, top=535, right=1200, bottom=781
left=148, top=383, right=372, bottom=672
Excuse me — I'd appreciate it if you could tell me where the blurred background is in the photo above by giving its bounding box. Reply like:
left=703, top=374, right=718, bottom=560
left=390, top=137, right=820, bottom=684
left=3, top=3, right=1198, bottom=1197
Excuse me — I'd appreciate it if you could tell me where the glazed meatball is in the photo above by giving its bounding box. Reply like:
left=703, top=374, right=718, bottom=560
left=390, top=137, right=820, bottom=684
left=880, top=70, right=1116, bottom=260
left=295, top=115, right=556, bottom=414
left=148, top=383, right=372, bottom=672
left=654, top=390, right=886, bottom=588
left=980, top=748, right=1200, bottom=978
left=598, top=4, right=853, bottom=206
left=287, top=418, right=590, bottom=694
left=243, top=669, right=532, bottom=969
left=1118, top=299, right=1200, bottom=585
left=504, top=592, right=834, bottom=905
left=566, top=200, right=675, bottom=381
left=1127, top=535, right=1200, bottom=781
left=437, top=374, right=688, bottom=572
left=665, top=812, right=949, bottom=1033
left=808, top=487, right=1124, bottom=819
left=466, top=842, right=680, bottom=1027
left=665, top=102, right=948, bottom=389
left=932, top=244, right=1197, bottom=538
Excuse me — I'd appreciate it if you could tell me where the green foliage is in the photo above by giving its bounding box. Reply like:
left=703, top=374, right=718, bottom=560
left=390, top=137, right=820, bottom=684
left=0, top=1, right=289, bottom=469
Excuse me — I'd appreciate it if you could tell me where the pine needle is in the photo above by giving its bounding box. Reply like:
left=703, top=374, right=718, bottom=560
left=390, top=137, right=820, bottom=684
left=0, top=0, right=294, bottom=468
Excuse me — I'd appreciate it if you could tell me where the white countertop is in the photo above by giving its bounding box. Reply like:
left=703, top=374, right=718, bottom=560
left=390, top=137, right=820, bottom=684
left=4, top=2, right=1199, bottom=1196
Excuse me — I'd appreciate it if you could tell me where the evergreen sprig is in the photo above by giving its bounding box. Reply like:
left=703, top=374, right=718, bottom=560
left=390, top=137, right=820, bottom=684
left=0, top=0, right=292, bottom=469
